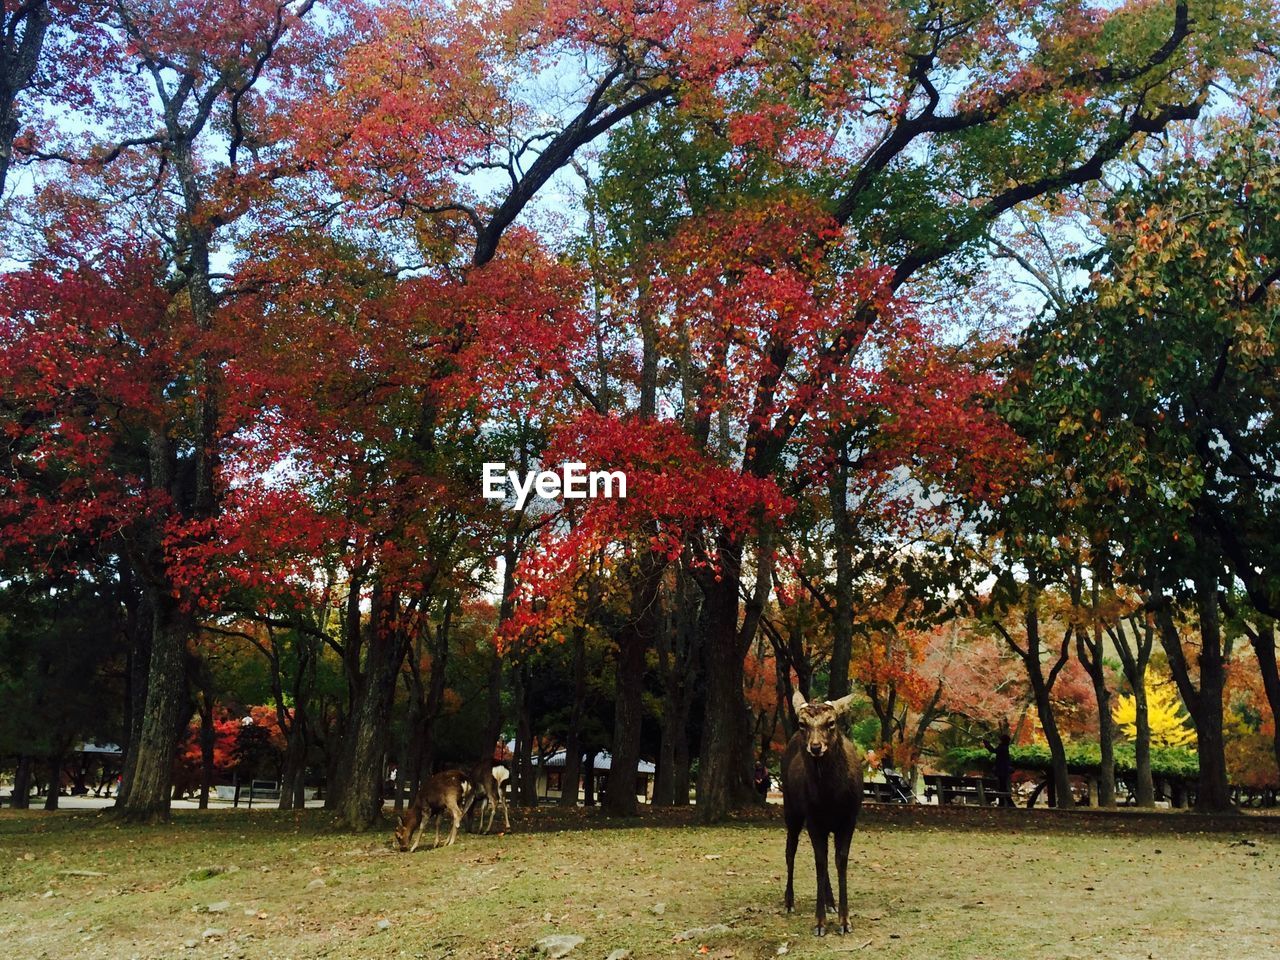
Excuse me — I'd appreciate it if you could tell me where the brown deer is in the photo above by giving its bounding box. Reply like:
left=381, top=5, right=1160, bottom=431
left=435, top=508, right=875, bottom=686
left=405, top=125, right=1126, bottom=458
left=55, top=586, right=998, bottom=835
left=781, top=690, right=863, bottom=936
left=393, top=769, right=472, bottom=852
left=463, top=759, right=511, bottom=834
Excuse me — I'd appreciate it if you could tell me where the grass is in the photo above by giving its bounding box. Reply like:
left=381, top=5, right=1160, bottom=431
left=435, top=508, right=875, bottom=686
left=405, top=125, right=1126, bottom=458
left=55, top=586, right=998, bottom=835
left=2, top=803, right=1279, bottom=960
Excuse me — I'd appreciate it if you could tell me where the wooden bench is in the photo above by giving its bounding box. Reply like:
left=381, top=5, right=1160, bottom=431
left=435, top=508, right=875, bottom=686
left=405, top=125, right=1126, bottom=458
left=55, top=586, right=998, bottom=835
left=247, top=779, right=279, bottom=801
left=862, top=781, right=899, bottom=803
left=923, top=774, right=1010, bottom=806
left=229, top=778, right=280, bottom=808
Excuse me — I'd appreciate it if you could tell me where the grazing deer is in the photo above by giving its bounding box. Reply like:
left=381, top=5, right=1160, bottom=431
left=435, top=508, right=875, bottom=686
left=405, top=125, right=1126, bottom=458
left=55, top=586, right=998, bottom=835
left=782, top=691, right=863, bottom=937
left=463, top=759, right=511, bottom=834
left=393, top=769, right=472, bottom=852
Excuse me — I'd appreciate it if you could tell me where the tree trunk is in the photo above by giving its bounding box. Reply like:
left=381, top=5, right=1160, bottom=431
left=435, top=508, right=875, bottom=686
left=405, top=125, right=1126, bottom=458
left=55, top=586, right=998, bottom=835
left=333, top=586, right=408, bottom=831
left=278, top=712, right=309, bottom=811
left=1094, top=681, right=1115, bottom=807
left=273, top=627, right=316, bottom=811
left=480, top=539, right=519, bottom=766
left=673, top=726, right=692, bottom=806
left=655, top=568, right=699, bottom=807
left=322, top=708, right=344, bottom=810
left=198, top=698, right=214, bottom=810
left=1190, top=665, right=1231, bottom=813
left=653, top=611, right=675, bottom=809
left=1111, top=612, right=1155, bottom=806
left=605, top=561, right=662, bottom=816
left=870, top=685, right=897, bottom=749
left=326, top=573, right=367, bottom=811
left=604, top=627, right=646, bottom=815
left=480, top=645, right=505, bottom=767
left=395, top=671, right=424, bottom=815
left=1077, top=606, right=1116, bottom=807
left=827, top=459, right=854, bottom=700
left=43, top=752, right=61, bottom=811
left=654, top=719, right=676, bottom=806
left=581, top=750, right=596, bottom=806
left=11, top=755, right=33, bottom=809
left=116, top=597, right=192, bottom=823
left=1246, top=625, right=1280, bottom=781
left=696, top=531, right=771, bottom=823
left=1132, top=675, right=1155, bottom=807
left=420, top=605, right=450, bottom=778
left=0, top=3, right=50, bottom=197
left=514, top=661, right=537, bottom=808
left=1156, top=580, right=1233, bottom=813
left=560, top=623, right=587, bottom=807
left=117, top=589, right=152, bottom=809
left=996, top=581, right=1073, bottom=808
left=1027, top=669, right=1075, bottom=808
left=697, top=573, right=753, bottom=822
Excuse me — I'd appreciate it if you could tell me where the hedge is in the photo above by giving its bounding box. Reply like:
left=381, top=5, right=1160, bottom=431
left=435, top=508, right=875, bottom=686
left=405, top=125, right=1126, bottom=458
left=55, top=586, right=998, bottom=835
left=944, top=742, right=1200, bottom=781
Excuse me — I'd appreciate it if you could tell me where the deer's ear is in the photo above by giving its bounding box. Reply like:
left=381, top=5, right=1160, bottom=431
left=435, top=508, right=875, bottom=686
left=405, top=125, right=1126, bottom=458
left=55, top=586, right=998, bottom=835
left=395, top=815, right=403, bottom=828
left=826, top=694, right=857, bottom=716
left=791, top=690, right=808, bottom=716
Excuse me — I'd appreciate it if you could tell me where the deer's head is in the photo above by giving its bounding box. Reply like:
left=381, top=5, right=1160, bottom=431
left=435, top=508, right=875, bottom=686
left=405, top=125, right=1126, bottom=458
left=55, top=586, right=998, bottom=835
left=393, top=807, right=422, bottom=852
left=792, top=691, right=856, bottom=759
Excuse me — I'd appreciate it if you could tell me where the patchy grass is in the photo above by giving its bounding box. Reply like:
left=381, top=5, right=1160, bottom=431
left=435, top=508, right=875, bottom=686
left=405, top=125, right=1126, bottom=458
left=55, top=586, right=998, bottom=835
left=2, top=804, right=1279, bottom=960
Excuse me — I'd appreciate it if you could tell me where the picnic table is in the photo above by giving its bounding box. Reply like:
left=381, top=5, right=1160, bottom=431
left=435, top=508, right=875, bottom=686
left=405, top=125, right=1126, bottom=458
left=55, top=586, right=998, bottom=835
left=923, top=773, right=1010, bottom=806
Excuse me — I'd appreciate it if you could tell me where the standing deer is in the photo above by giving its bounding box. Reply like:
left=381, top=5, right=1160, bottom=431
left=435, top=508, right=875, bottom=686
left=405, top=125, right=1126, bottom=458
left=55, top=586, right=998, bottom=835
left=463, top=758, right=511, bottom=834
left=782, top=690, right=863, bottom=936
left=393, top=769, right=472, bottom=852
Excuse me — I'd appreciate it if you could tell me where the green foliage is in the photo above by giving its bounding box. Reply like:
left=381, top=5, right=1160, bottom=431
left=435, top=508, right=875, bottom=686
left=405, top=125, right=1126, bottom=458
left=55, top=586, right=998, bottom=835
left=1005, top=116, right=1280, bottom=611
left=945, top=742, right=1200, bottom=781
left=0, top=574, right=125, bottom=760
left=849, top=715, right=882, bottom=750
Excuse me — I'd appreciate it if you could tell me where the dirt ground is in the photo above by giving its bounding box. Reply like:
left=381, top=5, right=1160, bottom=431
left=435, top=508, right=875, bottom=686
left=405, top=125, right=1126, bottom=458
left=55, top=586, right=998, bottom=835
left=2, top=803, right=1278, bottom=960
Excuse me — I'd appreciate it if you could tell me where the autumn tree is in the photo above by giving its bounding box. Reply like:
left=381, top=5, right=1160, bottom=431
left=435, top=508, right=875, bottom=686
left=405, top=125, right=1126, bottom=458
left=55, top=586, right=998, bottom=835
left=302, top=0, right=1268, bottom=822
left=1114, top=677, right=1197, bottom=750
left=2, top=0, right=345, bottom=822
left=1008, top=111, right=1280, bottom=810
left=1106, top=607, right=1160, bottom=805
left=973, top=572, right=1079, bottom=807
left=2, top=0, right=1272, bottom=830
left=547, top=0, right=1257, bottom=822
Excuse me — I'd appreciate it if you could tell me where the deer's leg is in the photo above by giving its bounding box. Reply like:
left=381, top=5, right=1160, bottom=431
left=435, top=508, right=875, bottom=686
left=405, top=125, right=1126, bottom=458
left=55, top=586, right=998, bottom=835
left=834, top=824, right=854, bottom=935
left=784, top=814, right=802, bottom=913
left=499, top=791, right=511, bottom=831
left=445, top=801, right=462, bottom=846
left=432, top=812, right=443, bottom=849
left=816, top=830, right=836, bottom=911
left=483, top=784, right=498, bottom=833
left=408, top=812, right=425, bottom=854
left=808, top=825, right=830, bottom=936
left=460, top=785, right=478, bottom=833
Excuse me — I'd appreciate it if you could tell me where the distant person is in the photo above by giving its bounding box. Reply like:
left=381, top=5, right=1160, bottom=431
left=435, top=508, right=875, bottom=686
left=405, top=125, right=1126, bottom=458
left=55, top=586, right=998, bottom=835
left=753, top=761, right=771, bottom=802
left=983, top=733, right=1013, bottom=807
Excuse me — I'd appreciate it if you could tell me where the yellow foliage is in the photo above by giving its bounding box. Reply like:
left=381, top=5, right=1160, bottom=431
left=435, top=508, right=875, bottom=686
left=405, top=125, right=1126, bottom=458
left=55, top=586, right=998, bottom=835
left=1113, top=678, right=1197, bottom=749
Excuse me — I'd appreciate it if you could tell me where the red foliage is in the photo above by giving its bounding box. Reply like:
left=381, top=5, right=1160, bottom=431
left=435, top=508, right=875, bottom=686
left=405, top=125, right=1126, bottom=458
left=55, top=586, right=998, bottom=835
left=174, top=705, right=286, bottom=784
left=0, top=249, right=177, bottom=570
left=935, top=632, right=1028, bottom=733
left=1226, top=658, right=1280, bottom=789
left=500, top=411, right=789, bottom=646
